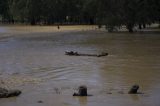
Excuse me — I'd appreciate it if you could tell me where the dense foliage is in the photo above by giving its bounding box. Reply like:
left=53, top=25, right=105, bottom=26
left=0, top=0, right=160, bottom=32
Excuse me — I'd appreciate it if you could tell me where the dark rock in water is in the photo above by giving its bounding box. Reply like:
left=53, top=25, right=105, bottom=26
left=0, top=87, right=21, bottom=98
left=128, top=85, right=139, bottom=94
left=73, top=85, right=88, bottom=96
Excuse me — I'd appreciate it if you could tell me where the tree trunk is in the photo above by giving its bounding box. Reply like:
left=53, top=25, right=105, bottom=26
left=143, top=24, right=146, bottom=28
left=31, top=18, right=36, bottom=25
left=126, top=23, right=134, bottom=33
left=138, top=24, right=142, bottom=29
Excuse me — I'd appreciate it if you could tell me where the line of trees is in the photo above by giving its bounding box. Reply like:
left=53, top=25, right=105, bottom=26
left=0, top=0, right=160, bottom=32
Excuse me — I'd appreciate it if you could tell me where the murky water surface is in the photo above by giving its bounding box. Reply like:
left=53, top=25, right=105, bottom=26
left=0, top=26, right=160, bottom=106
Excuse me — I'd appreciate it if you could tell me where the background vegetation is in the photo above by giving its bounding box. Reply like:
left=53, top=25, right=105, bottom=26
left=0, top=0, right=160, bottom=32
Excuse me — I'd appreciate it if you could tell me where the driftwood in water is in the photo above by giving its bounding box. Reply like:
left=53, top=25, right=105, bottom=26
left=65, top=51, right=108, bottom=57
left=0, top=87, right=21, bottom=98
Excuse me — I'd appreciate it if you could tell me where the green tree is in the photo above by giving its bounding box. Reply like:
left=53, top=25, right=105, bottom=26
left=0, top=0, right=10, bottom=23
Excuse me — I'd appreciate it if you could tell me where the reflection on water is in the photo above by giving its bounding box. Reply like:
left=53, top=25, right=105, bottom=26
left=78, top=97, right=88, bottom=106
left=0, top=26, right=160, bottom=106
left=129, top=95, right=140, bottom=101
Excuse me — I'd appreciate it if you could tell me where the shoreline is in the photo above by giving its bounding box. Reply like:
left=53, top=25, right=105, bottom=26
left=0, top=24, right=160, bottom=37
left=0, top=25, right=98, bottom=32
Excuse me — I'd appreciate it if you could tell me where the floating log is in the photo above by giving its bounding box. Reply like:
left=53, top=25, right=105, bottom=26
left=65, top=51, right=108, bottom=57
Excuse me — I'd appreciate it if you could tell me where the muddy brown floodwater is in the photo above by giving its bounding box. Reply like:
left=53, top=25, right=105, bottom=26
left=0, top=26, right=160, bottom=106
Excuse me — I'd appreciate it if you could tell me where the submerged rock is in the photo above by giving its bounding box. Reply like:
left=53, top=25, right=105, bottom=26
left=128, top=85, right=139, bottom=94
left=0, top=87, right=21, bottom=98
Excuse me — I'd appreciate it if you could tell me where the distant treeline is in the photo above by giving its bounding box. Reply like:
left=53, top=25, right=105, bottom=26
left=0, top=0, right=160, bottom=32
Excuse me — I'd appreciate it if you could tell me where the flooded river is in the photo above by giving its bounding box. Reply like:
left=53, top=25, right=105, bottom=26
left=0, top=26, right=160, bottom=106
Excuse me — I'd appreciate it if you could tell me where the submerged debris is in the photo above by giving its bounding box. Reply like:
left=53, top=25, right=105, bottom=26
left=128, top=85, right=140, bottom=94
left=73, top=85, right=88, bottom=96
left=0, top=87, right=21, bottom=98
left=65, top=51, right=108, bottom=57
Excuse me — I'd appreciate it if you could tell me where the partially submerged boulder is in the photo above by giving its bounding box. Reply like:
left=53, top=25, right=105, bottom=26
left=128, top=85, right=139, bottom=94
left=0, top=87, right=21, bottom=98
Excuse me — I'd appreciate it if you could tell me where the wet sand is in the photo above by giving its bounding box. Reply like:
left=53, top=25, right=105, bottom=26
left=0, top=25, right=160, bottom=106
